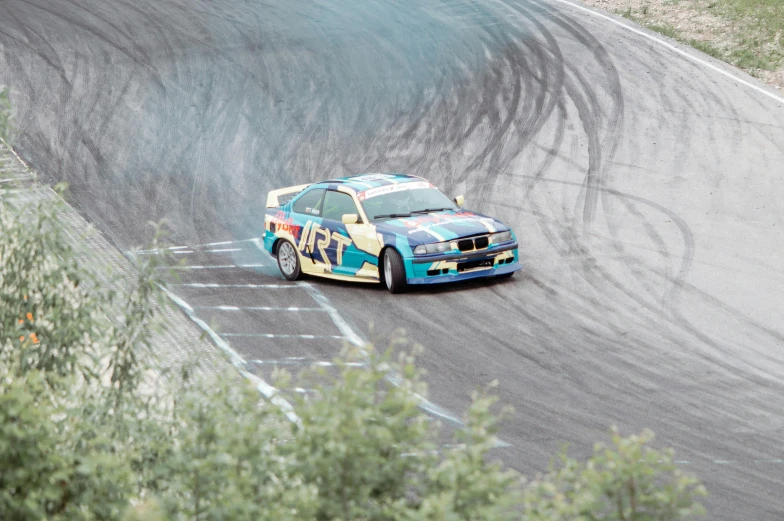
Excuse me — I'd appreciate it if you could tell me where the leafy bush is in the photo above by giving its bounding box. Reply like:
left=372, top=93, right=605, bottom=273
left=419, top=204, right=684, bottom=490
left=523, top=429, right=706, bottom=521
left=0, top=368, right=134, bottom=521
left=0, top=192, right=112, bottom=381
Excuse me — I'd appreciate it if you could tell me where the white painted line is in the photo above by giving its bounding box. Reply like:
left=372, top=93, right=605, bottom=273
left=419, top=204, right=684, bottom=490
left=199, top=238, right=258, bottom=248
left=166, top=264, right=266, bottom=270
left=173, top=250, right=195, bottom=254
left=135, top=245, right=189, bottom=254
left=554, top=0, right=784, bottom=105
left=221, top=333, right=345, bottom=340
left=160, top=286, right=300, bottom=424
left=171, top=283, right=296, bottom=289
left=204, top=248, right=241, bottom=253
left=193, top=305, right=325, bottom=312
left=315, top=361, right=366, bottom=367
left=249, top=359, right=366, bottom=367
left=0, top=176, right=34, bottom=184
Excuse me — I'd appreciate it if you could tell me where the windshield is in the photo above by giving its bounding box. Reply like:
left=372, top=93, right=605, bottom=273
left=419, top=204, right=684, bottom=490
left=359, top=185, right=457, bottom=221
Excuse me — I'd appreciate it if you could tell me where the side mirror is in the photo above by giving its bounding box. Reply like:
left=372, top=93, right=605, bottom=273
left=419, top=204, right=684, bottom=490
left=341, top=213, right=359, bottom=224
left=453, top=195, right=465, bottom=208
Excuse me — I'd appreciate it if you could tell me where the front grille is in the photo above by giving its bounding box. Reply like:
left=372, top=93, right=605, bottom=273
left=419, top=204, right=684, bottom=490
left=456, top=235, right=490, bottom=252
left=458, top=239, right=474, bottom=251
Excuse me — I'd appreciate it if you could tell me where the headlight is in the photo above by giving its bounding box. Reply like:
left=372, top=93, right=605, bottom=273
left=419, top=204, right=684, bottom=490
left=491, top=231, right=512, bottom=243
left=414, top=242, right=452, bottom=255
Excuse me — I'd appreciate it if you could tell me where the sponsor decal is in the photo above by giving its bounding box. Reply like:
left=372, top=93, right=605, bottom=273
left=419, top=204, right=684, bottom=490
left=357, top=181, right=433, bottom=201
left=351, top=173, right=396, bottom=182
left=271, top=212, right=301, bottom=239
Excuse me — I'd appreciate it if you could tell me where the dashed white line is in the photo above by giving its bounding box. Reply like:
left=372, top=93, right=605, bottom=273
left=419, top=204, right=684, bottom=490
left=171, top=283, right=295, bottom=289
left=194, top=305, right=325, bottom=312
left=136, top=239, right=258, bottom=255
left=199, top=239, right=258, bottom=247
left=166, top=264, right=266, bottom=270
left=221, top=333, right=346, bottom=340
left=249, top=359, right=367, bottom=367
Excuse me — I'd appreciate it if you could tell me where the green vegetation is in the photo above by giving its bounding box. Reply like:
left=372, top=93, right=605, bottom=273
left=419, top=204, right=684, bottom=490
left=0, top=88, right=707, bottom=520
left=648, top=22, right=680, bottom=39
left=688, top=39, right=724, bottom=59
left=615, top=0, right=783, bottom=79
left=718, top=0, right=784, bottom=50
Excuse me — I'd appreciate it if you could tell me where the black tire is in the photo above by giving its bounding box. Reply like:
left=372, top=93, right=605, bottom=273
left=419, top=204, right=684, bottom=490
left=276, top=239, right=302, bottom=281
left=382, top=248, right=407, bottom=294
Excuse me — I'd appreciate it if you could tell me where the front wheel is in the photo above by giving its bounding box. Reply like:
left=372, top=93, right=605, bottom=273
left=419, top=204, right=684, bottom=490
left=277, top=240, right=302, bottom=281
left=382, top=248, right=407, bottom=294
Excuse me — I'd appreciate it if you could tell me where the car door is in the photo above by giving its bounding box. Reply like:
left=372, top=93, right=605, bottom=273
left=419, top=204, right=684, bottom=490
left=320, top=189, right=376, bottom=277
left=289, top=188, right=327, bottom=271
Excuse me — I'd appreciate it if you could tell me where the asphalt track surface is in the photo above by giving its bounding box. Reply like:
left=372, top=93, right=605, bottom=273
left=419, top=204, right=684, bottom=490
left=2, top=1, right=784, bottom=518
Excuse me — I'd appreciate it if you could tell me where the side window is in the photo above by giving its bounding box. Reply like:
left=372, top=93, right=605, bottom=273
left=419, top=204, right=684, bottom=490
left=292, top=188, right=325, bottom=216
left=322, top=191, right=359, bottom=222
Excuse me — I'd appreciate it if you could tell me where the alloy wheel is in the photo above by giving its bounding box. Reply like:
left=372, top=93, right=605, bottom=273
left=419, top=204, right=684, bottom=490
left=279, top=241, right=297, bottom=275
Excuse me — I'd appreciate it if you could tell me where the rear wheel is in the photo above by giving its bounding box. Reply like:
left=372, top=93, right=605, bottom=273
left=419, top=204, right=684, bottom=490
left=277, top=240, right=302, bottom=281
left=382, top=248, right=407, bottom=294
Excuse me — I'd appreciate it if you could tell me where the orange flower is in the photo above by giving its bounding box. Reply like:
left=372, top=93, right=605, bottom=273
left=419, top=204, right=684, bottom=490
left=30, top=333, right=40, bottom=344
left=23, top=294, right=28, bottom=301
left=26, top=313, right=33, bottom=322
left=18, top=319, right=23, bottom=325
left=19, top=336, right=24, bottom=342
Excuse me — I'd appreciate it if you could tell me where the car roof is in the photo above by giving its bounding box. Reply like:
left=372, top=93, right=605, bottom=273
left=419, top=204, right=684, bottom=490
left=316, top=173, right=426, bottom=192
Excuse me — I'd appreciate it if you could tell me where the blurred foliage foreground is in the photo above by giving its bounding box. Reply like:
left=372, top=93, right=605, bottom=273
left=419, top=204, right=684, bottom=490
left=0, top=85, right=706, bottom=521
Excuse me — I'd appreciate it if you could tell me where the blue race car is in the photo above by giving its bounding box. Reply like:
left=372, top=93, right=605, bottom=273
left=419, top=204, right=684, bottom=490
left=263, top=173, right=521, bottom=293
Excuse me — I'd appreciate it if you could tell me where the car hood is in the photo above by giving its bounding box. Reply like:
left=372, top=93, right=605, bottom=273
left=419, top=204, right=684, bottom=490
left=373, top=209, right=510, bottom=244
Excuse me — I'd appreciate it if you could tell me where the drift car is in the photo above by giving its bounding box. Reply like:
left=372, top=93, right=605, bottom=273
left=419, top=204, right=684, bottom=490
left=263, top=173, right=521, bottom=293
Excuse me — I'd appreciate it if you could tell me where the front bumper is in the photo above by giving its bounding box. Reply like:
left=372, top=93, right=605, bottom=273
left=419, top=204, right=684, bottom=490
left=405, top=242, right=521, bottom=285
